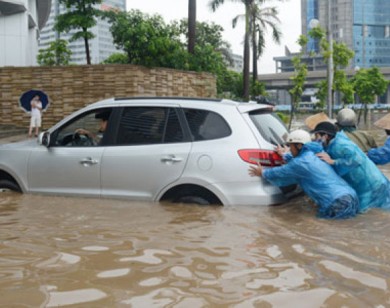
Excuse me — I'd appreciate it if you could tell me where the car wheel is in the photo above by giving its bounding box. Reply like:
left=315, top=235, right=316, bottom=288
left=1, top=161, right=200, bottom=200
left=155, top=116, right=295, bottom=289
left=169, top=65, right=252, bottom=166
left=174, top=195, right=212, bottom=205
left=0, top=179, right=21, bottom=193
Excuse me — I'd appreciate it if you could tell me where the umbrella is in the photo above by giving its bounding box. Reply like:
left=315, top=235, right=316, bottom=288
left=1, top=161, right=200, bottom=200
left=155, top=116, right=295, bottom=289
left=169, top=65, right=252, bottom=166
left=19, top=89, right=49, bottom=113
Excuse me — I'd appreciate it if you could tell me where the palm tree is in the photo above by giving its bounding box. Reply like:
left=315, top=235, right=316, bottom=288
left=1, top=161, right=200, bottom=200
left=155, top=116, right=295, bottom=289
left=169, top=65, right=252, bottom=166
left=188, top=0, right=197, bottom=54
left=249, top=5, right=281, bottom=82
left=211, top=0, right=252, bottom=100
left=210, top=0, right=283, bottom=101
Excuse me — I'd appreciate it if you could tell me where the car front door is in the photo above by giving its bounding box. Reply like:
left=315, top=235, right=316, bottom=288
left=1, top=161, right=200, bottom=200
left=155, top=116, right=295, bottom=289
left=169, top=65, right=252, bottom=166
left=28, top=147, right=103, bottom=196
left=27, top=109, right=112, bottom=196
left=101, top=106, right=191, bottom=201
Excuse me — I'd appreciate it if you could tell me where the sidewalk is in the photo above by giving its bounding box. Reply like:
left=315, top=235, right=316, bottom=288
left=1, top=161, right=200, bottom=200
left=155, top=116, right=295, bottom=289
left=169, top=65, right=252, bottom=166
left=0, top=134, right=29, bottom=144
left=0, top=124, right=29, bottom=144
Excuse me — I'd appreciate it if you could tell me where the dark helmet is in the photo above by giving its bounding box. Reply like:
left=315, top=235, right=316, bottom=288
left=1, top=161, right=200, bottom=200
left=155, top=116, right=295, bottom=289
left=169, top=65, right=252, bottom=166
left=95, top=110, right=111, bottom=121
left=312, top=121, right=338, bottom=136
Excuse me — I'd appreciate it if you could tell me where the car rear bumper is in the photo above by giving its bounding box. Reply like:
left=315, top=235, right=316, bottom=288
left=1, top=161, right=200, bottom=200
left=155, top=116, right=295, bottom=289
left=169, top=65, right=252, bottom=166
left=209, top=181, right=287, bottom=206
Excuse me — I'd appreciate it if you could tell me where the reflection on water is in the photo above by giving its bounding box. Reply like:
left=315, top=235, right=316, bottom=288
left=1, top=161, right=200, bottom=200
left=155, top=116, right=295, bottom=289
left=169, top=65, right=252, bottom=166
left=1, top=114, right=390, bottom=307
left=0, top=190, right=389, bottom=307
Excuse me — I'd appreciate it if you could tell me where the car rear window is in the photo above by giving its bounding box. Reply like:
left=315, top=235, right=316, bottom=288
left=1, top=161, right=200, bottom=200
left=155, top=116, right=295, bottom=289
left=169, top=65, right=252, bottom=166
left=183, top=108, right=231, bottom=141
left=249, top=111, right=288, bottom=146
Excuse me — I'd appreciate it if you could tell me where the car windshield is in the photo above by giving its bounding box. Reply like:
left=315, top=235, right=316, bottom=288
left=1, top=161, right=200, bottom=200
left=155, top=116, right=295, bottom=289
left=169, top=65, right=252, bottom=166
left=249, top=111, right=288, bottom=146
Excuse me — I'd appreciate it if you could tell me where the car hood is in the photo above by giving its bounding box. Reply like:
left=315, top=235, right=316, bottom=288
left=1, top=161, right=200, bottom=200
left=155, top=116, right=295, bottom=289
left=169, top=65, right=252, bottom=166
left=0, top=139, right=40, bottom=150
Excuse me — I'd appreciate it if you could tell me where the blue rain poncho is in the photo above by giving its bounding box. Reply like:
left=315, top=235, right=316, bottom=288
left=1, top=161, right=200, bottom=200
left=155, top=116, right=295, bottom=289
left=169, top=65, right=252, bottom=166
left=325, top=131, right=390, bottom=212
left=263, top=142, right=359, bottom=219
left=367, top=137, right=390, bottom=165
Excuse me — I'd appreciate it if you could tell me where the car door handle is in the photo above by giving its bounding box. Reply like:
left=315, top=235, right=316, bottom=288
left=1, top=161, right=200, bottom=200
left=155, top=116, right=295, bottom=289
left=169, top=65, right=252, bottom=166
left=161, top=155, right=183, bottom=163
left=80, top=157, right=99, bottom=166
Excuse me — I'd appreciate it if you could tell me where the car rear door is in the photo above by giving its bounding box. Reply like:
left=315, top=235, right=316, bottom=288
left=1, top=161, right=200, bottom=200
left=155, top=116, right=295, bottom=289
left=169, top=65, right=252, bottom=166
left=101, top=106, right=191, bottom=200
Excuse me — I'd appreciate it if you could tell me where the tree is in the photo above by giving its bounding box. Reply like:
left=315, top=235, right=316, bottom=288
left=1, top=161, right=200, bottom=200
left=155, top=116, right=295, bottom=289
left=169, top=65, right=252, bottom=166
left=177, top=19, right=232, bottom=65
left=352, top=67, right=389, bottom=122
left=308, top=26, right=355, bottom=109
left=248, top=4, right=281, bottom=82
left=188, top=0, right=197, bottom=54
left=54, top=0, right=102, bottom=65
left=288, top=35, right=308, bottom=129
left=210, top=0, right=283, bottom=101
left=101, top=52, right=128, bottom=64
left=210, top=0, right=251, bottom=101
left=37, top=39, right=72, bottom=66
left=102, top=9, right=251, bottom=97
left=103, top=10, right=188, bottom=69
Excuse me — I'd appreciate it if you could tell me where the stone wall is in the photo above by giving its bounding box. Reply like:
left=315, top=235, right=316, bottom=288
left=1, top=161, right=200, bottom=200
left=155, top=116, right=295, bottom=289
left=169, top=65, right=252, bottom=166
left=0, top=64, right=217, bottom=129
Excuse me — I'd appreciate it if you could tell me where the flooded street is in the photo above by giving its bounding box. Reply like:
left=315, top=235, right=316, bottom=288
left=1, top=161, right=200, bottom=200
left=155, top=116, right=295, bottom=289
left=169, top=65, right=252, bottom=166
left=1, top=174, right=390, bottom=307
left=1, top=113, right=390, bottom=307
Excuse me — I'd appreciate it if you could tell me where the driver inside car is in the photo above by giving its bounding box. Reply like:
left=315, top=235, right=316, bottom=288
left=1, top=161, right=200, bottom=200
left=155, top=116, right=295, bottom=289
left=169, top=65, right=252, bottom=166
left=75, top=110, right=110, bottom=145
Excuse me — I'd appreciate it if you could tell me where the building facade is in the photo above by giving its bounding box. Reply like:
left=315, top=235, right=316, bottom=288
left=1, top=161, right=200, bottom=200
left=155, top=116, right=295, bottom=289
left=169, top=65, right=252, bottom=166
left=228, top=53, right=244, bottom=73
left=39, top=0, right=126, bottom=65
left=302, top=0, right=390, bottom=69
left=0, top=0, right=51, bottom=66
left=272, top=0, right=390, bottom=107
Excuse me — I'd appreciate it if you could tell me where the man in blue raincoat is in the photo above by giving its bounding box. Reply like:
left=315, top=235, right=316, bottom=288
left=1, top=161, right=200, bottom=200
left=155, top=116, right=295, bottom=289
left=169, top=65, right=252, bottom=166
left=313, top=121, right=390, bottom=212
left=367, top=113, right=390, bottom=165
left=248, top=129, right=359, bottom=219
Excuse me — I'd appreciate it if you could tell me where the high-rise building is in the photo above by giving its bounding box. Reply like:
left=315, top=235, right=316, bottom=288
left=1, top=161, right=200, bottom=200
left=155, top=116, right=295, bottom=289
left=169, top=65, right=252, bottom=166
left=39, top=0, right=126, bottom=65
left=0, top=0, right=51, bottom=66
left=302, top=0, right=390, bottom=69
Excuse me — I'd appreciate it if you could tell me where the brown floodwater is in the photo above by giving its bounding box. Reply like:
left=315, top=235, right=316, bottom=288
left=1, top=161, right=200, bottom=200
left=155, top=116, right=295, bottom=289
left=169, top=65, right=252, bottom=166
left=1, top=112, right=390, bottom=307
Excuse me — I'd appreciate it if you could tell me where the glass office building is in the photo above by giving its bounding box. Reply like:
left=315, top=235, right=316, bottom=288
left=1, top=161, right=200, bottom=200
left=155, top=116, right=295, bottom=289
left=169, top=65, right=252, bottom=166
left=39, top=0, right=126, bottom=65
left=301, top=0, right=390, bottom=69
left=305, top=0, right=319, bottom=53
left=353, top=0, right=390, bottom=68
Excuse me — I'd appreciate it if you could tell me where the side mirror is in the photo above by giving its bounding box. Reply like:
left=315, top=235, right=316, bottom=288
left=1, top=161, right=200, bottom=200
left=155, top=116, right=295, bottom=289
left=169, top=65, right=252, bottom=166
left=38, top=132, right=51, bottom=147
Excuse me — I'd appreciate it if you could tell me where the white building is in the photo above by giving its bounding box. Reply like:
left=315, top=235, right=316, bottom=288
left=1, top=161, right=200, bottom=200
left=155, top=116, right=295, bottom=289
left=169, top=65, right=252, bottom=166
left=229, top=53, right=243, bottom=73
left=0, top=0, right=51, bottom=66
left=39, top=0, right=126, bottom=65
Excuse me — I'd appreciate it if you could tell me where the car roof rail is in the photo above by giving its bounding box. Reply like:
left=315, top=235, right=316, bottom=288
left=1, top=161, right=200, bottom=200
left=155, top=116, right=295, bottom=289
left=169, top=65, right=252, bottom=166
left=114, top=96, right=222, bottom=103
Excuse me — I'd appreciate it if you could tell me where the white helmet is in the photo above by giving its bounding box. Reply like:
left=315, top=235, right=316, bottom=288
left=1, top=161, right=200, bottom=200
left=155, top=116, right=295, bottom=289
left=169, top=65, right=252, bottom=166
left=336, top=108, right=356, bottom=127
left=286, top=129, right=311, bottom=144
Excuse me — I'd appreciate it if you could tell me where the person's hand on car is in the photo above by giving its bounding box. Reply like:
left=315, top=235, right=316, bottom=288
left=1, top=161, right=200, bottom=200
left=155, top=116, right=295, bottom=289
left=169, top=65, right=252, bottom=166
left=248, top=162, right=263, bottom=177
left=275, top=144, right=289, bottom=156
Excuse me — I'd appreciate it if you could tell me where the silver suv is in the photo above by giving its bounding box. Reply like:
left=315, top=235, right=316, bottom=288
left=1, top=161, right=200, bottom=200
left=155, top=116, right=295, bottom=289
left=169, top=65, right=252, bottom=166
left=0, top=97, right=291, bottom=206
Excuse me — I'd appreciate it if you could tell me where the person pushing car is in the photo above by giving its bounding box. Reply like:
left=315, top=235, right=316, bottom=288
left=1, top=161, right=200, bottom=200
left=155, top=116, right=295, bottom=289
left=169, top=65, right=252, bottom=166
left=248, top=129, right=359, bottom=219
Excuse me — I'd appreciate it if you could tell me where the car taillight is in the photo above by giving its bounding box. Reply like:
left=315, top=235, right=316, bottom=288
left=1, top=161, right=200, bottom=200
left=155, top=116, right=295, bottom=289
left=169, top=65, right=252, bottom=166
left=238, top=149, right=283, bottom=167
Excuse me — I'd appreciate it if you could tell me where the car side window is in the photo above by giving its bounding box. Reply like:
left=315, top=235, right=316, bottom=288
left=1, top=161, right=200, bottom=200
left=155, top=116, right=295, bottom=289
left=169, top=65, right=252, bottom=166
left=183, top=108, right=231, bottom=141
left=116, top=107, right=184, bottom=145
left=52, top=108, right=111, bottom=147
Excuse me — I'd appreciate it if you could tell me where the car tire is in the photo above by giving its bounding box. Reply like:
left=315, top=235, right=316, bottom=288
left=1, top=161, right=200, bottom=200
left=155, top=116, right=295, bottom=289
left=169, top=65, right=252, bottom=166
left=0, top=179, right=21, bottom=193
left=174, top=195, right=212, bottom=205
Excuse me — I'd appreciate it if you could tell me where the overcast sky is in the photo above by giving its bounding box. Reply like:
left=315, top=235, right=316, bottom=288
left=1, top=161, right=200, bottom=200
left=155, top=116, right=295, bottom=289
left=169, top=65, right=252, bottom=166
left=125, top=0, right=301, bottom=74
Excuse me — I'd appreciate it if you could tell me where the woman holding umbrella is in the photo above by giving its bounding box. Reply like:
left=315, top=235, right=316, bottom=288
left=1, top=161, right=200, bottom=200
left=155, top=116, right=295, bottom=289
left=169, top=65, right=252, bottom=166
left=19, top=89, right=49, bottom=138
left=28, top=94, right=43, bottom=137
